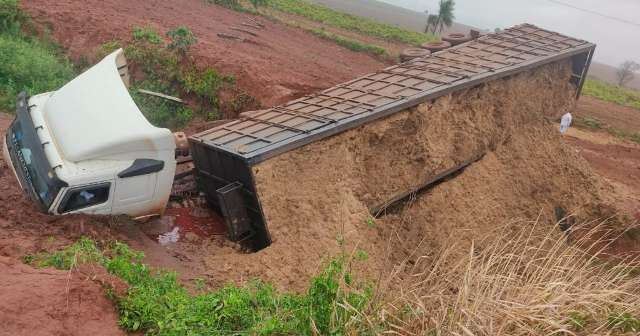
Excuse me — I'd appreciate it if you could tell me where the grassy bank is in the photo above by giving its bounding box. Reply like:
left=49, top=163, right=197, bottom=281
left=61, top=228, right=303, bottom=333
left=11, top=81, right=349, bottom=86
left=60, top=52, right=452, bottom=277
left=267, top=0, right=433, bottom=45
left=27, top=239, right=376, bottom=335
left=27, top=221, right=640, bottom=335
left=308, top=28, right=386, bottom=56
left=0, top=0, right=74, bottom=111
left=574, top=115, right=640, bottom=144
left=583, top=78, right=640, bottom=110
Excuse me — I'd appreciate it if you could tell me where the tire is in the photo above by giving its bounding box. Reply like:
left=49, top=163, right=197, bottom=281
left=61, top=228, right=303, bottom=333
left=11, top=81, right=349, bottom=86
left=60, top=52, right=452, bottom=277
left=399, top=48, right=431, bottom=62
left=420, top=40, right=452, bottom=53
left=442, top=33, right=473, bottom=46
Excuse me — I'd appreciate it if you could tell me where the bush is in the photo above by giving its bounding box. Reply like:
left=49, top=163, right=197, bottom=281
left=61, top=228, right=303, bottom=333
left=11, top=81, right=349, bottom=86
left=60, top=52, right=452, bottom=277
left=167, top=26, right=196, bottom=55
left=180, top=68, right=234, bottom=116
left=0, top=0, right=73, bottom=111
left=125, top=26, right=235, bottom=126
left=131, top=25, right=162, bottom=44
left=0, top=0, right=23, bottom=33
left=0, top=34, right=73, bottom=110
left=130, top=80, right=193, bottom=129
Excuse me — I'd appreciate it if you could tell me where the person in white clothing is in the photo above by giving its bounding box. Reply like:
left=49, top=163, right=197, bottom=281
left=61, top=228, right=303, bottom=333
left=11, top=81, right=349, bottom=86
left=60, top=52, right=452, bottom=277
left=559, top=112, right=572, bottom=134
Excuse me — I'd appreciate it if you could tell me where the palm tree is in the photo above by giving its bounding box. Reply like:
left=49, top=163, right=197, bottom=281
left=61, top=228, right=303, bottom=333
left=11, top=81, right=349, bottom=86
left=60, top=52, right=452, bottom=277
left=424, top=12, right=439, bottom=34
left=434, top=0, right=455, bottom=35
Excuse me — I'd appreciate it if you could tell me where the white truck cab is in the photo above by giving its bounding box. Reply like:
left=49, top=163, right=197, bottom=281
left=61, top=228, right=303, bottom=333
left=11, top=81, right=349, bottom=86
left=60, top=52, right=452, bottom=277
left=2, top=49, right=176, bottom=218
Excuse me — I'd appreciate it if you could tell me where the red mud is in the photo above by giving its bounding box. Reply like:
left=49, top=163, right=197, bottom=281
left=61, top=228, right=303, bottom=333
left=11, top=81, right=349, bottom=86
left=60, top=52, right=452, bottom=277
left=141, top=207, right=227, bottom=245
left=0, top=256, right=125, bottom=336
left=564, top=129, right=640, bottom=221
left=165, top=207, right=226, bottom=237
left=21, top=0, right=387, bottom=108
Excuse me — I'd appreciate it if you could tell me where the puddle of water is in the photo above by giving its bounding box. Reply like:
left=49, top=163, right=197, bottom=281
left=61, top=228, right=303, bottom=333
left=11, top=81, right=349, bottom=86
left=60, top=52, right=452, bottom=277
left=144, top=206, right=227, bottom=245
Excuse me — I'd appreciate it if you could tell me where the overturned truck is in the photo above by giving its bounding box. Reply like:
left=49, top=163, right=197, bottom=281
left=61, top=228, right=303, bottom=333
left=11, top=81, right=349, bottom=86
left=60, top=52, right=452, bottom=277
left=190, top=24, right=595, bottom=250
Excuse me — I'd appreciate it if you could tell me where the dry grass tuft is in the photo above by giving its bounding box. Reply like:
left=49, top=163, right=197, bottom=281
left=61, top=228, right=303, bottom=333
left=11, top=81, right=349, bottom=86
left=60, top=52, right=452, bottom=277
left=377, top=221, right=640, bottom=335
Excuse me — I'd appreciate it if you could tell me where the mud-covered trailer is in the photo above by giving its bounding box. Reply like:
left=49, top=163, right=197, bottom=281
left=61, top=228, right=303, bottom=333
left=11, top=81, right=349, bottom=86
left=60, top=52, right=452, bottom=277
left=189, top=24, right=595, bottom=250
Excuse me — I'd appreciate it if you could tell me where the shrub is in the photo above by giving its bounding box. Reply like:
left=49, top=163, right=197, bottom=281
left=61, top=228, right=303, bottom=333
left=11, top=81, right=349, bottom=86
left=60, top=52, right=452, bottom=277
left=166, top=26, right=196, bottom=55
left=124, top=26, right=231, bottom=125
left=0, top=0, right=23, bottom=33
left=130, top=80, right=193, bottom=129
left=131, top=25, right=162, bottom=44
left=0, top=34, right=73, bottom=110
left=180, top=68, right=234, bottom=117
left=0, top=0, right=73, bottom=111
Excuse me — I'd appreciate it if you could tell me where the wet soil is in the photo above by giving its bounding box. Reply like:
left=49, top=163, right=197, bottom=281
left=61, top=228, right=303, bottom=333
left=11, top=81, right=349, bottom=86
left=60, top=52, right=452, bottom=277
left=564, top=128, right=640, bottom=220
left=21, top=0, right=387, bottom=108
left=0, top=257, right=125, bottom=336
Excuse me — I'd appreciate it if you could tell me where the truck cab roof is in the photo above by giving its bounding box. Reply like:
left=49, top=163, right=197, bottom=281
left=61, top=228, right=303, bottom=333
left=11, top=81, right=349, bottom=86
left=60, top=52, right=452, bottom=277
left=43, top=49, right=174, bottom=163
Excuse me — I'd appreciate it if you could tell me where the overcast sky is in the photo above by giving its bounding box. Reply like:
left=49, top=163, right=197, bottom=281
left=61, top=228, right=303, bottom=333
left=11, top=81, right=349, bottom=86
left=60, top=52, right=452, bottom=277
left=380, top=0, right=640, bottom=66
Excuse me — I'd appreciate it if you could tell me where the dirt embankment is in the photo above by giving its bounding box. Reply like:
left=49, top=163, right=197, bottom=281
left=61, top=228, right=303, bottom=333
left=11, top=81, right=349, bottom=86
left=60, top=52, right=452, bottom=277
left=0, top=257, right=125, bottom=336
left=21, top=0, right=386, bottom=108
left=564, top=129, right=640, bottom=220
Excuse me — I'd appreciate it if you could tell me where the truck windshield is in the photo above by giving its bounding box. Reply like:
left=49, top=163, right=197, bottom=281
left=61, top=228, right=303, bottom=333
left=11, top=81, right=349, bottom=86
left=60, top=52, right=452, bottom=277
left=6, top=97, right=67, bottom=211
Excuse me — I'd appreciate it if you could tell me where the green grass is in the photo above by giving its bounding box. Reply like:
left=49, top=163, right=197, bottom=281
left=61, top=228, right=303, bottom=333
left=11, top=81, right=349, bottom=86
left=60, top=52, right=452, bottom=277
left=583, top=78, right=640, bottom=110
left=268, top=0, right=434, bottom=45
left=307, top=27, right=386, bottom=56
left=608, top=127, right=640, bottom=144
left=0, top=0, right=74, bottom=111
left=607, top=312, right=640, bottom=333
left=574, top=115, right=640, bottom=144
left=130, top=81, right=193, bottom=129
left=118, top=26, right=237, bottom=128
left=573, top=116, right=602, bottom=130
left=27, top=238, right=376, bottom=335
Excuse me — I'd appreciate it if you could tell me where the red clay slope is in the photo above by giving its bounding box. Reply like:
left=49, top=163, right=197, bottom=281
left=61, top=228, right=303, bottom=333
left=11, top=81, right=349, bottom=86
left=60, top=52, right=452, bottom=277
left=0, top=257, right=126, bottom=336
left=21, top=0, right=387, bottom=107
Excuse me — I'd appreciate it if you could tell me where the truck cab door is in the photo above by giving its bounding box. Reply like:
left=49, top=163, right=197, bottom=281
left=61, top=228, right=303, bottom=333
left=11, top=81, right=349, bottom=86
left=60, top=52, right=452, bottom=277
left=112, top=172, right=158, bottom=216
left=52, top=181, right=114, bottom=215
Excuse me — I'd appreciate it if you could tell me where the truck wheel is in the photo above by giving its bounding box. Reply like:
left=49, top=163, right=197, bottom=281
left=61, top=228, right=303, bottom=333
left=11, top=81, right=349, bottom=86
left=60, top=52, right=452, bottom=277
left=399, top=48, right=431, bottom=62
left=420, top=41, right=452, bottom=53
left=442, top=33, right=472, bottom=45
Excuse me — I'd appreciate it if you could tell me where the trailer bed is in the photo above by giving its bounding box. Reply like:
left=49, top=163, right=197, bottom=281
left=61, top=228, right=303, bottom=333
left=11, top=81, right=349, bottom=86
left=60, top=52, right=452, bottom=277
left=189, top=23, right=596, bottom=250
